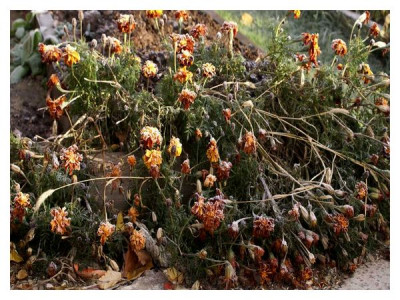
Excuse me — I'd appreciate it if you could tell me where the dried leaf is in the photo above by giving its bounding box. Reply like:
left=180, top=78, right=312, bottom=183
left=116, top=212, right=124, bottom=232
left=191, top=280, right=200, bottom=290
left=122, top=247, right=153, bottom=281
left=97, top=270, right=122, bottom=290
left=163, top=267, right=184, bottom=285
left=33, top=189, right=55, bottom=213
left=108, top=259, right=120, bottom=272
left=16, top=269, right=28, bottom=280
left=73, top=263, right=106, bottom=279
left=135, top=249, right=152, bottom=266
left=11, top=249, right=23, bottom=263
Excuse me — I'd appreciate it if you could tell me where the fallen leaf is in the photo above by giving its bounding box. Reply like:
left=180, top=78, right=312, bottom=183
left=108, top=258, right=120, bottom=272
left=98, top=270, right=122, bottom=290
left=11, top=249, right=23, bottom=263
left=136, top=249, right=152, bottom=266
left=16, top=269, right=28, bottom=280
left=116, top=212, right=124, bottom=232
left=73, top=263, right=107, bottom=279
left=122, top=247, right=153, bottom=281
left=163, top=267, right=184, bottom=285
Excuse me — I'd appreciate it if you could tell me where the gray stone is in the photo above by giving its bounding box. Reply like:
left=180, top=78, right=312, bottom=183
left=117, top=269, right=166, bottom=290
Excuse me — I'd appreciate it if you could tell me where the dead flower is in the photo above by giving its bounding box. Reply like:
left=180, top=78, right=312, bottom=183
left=127, top=155, right=137, bottom=169
left=221, top=21, right=238, bottom=37
left=177, top=49, right=194, bottom=67
left=202, top=63, right=216, bottom=78
left=253, top=216, right=275, bottom=238
left=174, top=66, right=193, bottom=83
left=142, top=60, right=158, bottom=78
left=38, top=43, right=62, bottom=63
left=117, top=14, right=136, bottom=33
left=355, top=182, right=367, bottom=199
left=142, top=149, right=162, bottom=169
left=50, top=207, right=71, bottom=235
left=181, top=159, right=191, bottom=174
left=216, top=161, right=233, bottom=181
left=106, top=163, right=122, bottom=192
left=140, top=126, right=163, bottom=149
left=129, top=229, right=146, bottom=251
left=97, top=221, right=115, bottom=245
left=359, top=63, right=374, bottom=84
left=239, top=132, right=257, bottom=154
left=190, top=24, right=207, bottom=39
left=167, top=136, right=183, bottom=157
left=204, top=174, right=217, bottom=188
left=178, top=88, right=197, bottom=110
left=369, top=23, right=380, bottom=38
left=223, top=108, right=231, bottom=122
left=46, top=95, right=66, bottom=119
left=206, top=138, right=220, bottom=163
left=331, top=39, right=347, bottom=56
left=175, top=10, right=189, bottom=22
left=128, top=207, right=139, bottom=223
left=60, top=144, right=83, bottom=176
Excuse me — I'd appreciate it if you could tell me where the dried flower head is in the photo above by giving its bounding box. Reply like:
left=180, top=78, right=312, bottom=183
left=106, top=163, right=122, bottom=192
left=355, top=182, right=367, bottom=199
left=97, top=221, right=115, bottom=245
left=239, top=132, right=257, bottom=154
left=204, top=174, right=217, bottom=188
left=175, top=10, right=189, bottom=21
left=359, top=63, right=374, bottom=84
left=221, top=21, right=238, bottom=37
left=369, top=23, right=380, bottom=38
left=375, top=97, right=390, bottom=116
left=190, top=23, right=207, bottom=39
left=60, top=144, right=83, bottom=176
left=331, top=214, right=349, bottom=235
left=140, top=126, right=163, bottom=149
left=142, top=149, right=162, bottom=169
left=129, top=229, right=146, bottom=251
left=128, top=207, right=139, bottom=223
left=177, top=34, right=195, bottom=53
left=177, top=49, right=194, bottom=67
left=223, top=108, right=231, bottom=122
left=362, top=203, right=377, bottom=217
left=142, top=60, right=158, bottom=78
left=195, top=128, right=203, bottom=141
left=331, top=39, right=347, bottom=56
left=174, top=66, right=193, bottom=83
left=63, top=44, right=80, bottom=67
left=14, top=192, right=30, bottom=208
left=259, top=262, right=275, bottom=285
left=117, top=14, right=136, bottom=33
left=191, top=194, right=206, bottom=219
left=206, top=138, right=220, bottom=163
left=202, top=201, right=225, bottom=234
left=108, top=37, right=123, bottom=54
left=50, top=207, right=71, bottom=235
left=216, top=161, right=233, bottom=181
left=181, top=159, right=191, bottom=174
left=178, top=88, right=197, bottom=109
left=46, top=95, right=66, bottom=120
left=127, top=155, right=137, bottom=169
left=146, top=10, right=163, bottom=19
left=202, top=63, right=216, bottom=78
left=38, top=43, right=62, bottom=63
left=253, top=216, right=275, bottom=238
left=167, top=136, right=183, bottom=157
left=362, top=11, right=371, bottom=24
left=288, top=203, right=300, bottom=220
left=47, top=74, right=60, bottom=89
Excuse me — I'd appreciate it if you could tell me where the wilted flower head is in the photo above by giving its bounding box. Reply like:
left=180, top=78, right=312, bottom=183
left=331, top=39, right=347, bottom=56
left=202, top=201, right=225, bottom=234
left=178, top=88, right=197, bottom=109
left=355, top=181, right=367, bottom=199
left=128, top=207, right=139, bottom=223
left=38, top=43, right=62, bottom=63
left=239, top=132, right=257, bottom=154
left=190, top=23, right=207, bottom=39
left=216, top=161, right=233, bottom=181
left=204, top=174, right=217, bottom=188
left=362, top=203, right=377, bottom=217
left=191, top=194, right=206, bottom=219
left=181, top=159, right=191, bottom=174
left=223, top=108, right=231, bottom=122
left=47, top=74, right=60, bottom=89
left=302, top=33, right=321, bottom=66
left=177, top=49, right=194, bottom=67
left=330, top=214, right=349, bottom=235
left=142, top=149, right=162, bottom=169
left=46, top=95, right=66, bottom=120
left=60, top=144, right=83, bottom=176
left=253, top=216, right=275, bottom=238
left=174, top=66, right=193, bottom=83
left=288, top=203, right=300, bottom=220
left=369, top=23, right=380, bottom=38
left=107, top=37, right=122, bottom=54
left=127, top=155, right=137, bottom=169
left=142, top=60, right=158, bottom=78
left=195, top=128, right=203, bottom=141
left=11, top=192, right=31, bottom=222
left=206, top=138, right=220, bottom=163
left=375, top=97, right=390, bottom=116
left=175, top=10, right=189, bottom=21
left=223, top=262, right=238, bottom=289
left=221, top=21, right=238, bottom=37
left=106, top=163, right=122, bottom=192
left=146, top=10, right=163, bottom=19
left=63, top=44, right=80, bottom=67
left=359, top=63, right=374, bottom=84
left=117, top=14, right=136, bottom=33
left=97, top=221, right=115, bottom=245
left=202, top=63, right=216, bottom=78
left=50, top=207, right=71, bottom=235
left=129, top=229, right=146, bottom=251
left=167, top=136, right=183, bottom=157
left=140, top=126, right=163, bottom=149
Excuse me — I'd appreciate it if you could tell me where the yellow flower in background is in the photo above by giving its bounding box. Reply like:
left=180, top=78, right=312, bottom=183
left=142, top=149, right=162, bottom=169
left=240, top=13, right=253, bottom=26
left=167, top=136, right=183, bottom=157
left=63, top=44, right=80, bottom=67
left=146, top=10, right=163, bottom=19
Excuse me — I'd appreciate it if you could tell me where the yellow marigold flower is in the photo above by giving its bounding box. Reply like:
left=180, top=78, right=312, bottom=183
left=175, top=10, right=189, bottom=21
left=331, top=39, right=347, bottom=56
left=142, top=149, right=162, bottom=169
left=63, top=44, right=80, bottom=67
left=174, top=67, right=193, bottom=84
left=60, top=144, right=83, bottom=176
left=146, top=10, right=163, bottom=19
left=46, top=95, right=66, bottom=120
left=178, top=88, right=197, bottom=110
left=359, top=63, right=374, bottom=84
left=167, top=136, right=183, bottom=157
left=97, top=221, right=115, bottom=245
left=140, top=126, right=163, bottom=149
left=127, top=155, right=137, bottom=168
left=190, top=23, right=207, bottom=39
left=128, top=207, right=139, bottom=223
left=14, top=192, right=30, bottom=208
left=202, top=63, right=216, bottom=78
left=204, top=174, right=217, bottom=188
left=38, top=43, right=62, bottom=63
left=134, top=55, right=141, bottom=64
left=177, top=49, right=194, bottom=67
left=239, top=132, right=257, bottom=154
left=369, top=23, right=380, bottom=38
left=181, top=159, right=191, bottom=174
left=129, top=229, right=146, bottom=251
left=206, top=138, right=220, bottom=163
left=142, top=60, right=158, bottom=78
left=292, top=10, right=301, bottom=19
left=117, top=14, right=136, bottom=33
left=221, top=21, right=238, bottom=37
left=50, top=207, right=71, bottom=235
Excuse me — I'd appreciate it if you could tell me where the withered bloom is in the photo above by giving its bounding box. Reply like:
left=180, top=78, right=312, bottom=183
left=129, top=229, right=146, bottom=251
left=128, top=207, right=139, bottom=223
left=142, top=149, right=162, bottom=169
left=190, top=23, right=207, bottom=39
left=181, top=159, right=191, bottom=174
left=177, top=49, right=194, bottom=67
left=50, top=207, right=71, bottom=235
left=127, top=155, right=137, bottom=169
left=191, top=194, right=206, bottom=219
left=331, top=214, right=349, bottom=235
left=175, top=10, right=189, bottom=21
left=106, top=163, right=122, bottom=192
left=195, top=128, right=203, bottom=141
left=146, top=10, right=163, bottom=19
left=302, top=33, right=321, bottom=66
left=11, top=192, right=31, bottom=222
left=142, top=60, right=158, bottom=78
left=140, top=126, right=163, bottom=149
left=47, top=74, right=60, bottom=89
left=204, top=174, right=217, bottom=188
left=202, top=63, right=216, bottom=78
left=97, top=221, right=115, bottom=245
left=202, top=201, right=225, bottom=234
left=109, top=38, right=123, bottom=54
left=239, top=132, right=257, bottom=154
left=359, top=63, right=374, bottom=84
left=369, top=23, right=380, bottom=38
left=355, top=182, right=367, bottom=200
left=216, top=161, right=233, bottom=181
left=63, top=44, right=80, bottom=67
left=60, top=144, right=83, bottom=176
left=288, top=203, right=300, bottom=220
left=174, top=67, right=193, bottom=83
left=117, top=14, right=136, bottom=33
left=375, top=97, right=390, bottom=116
left=178, top=88, right=197, bottom=110
left=331, top=39, right=347, bottom=56
left=38, top=43, right=62, bottom=63
left=46, top=95, right=66, bottom=119
left=206, top=138, right=220, bottom=163
left=167, top=136, right=183, bottom=157
left=253, top=216, right=275, bottom=238
left=223, top=108, right=231, bottom=122
left=221, top=21, right=238, bottom=37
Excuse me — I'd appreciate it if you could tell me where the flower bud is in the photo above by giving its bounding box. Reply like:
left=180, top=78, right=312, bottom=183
left=78, top=11, right=84, bottom=22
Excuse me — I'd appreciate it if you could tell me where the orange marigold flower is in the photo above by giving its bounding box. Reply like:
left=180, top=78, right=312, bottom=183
left=216, top=161, right=233, bottom=181
left=50, top=207, right=71, bottom=235
left=190, top=23, right=207, bottom=39
left=202, top=63, right=216, bottom=78
left=142, top=60, right=158, bottom=78
left=331, top=39, right=347, bottom=56
left=292, top=10, right=301, bottom=19
left=302, top=33, right=312, bottom=45
left=239, top=132, right=257, bottom=154
left=140, top=126, right=163, bottom=149
left=97, top=221, right=115, bottom=245
left=295, top=53, right=307, bottom=62
left=221, top=21, right=238, bottom=37
left=191, top=194, right=206, bottom=219
left=109, top=37, right=123, bottom=54
left=175, top=10, right=189, bottom=21
left=204, top=174, right=217, bottom=188
left=14, top=192, right=31, bottom=208
left=223, top=108, right=231, bottom=122
left=142, top=149, right=162, bottom=169
left=63, top=44, right=80, bottom=67
left=355, top=182, right=367, bottom=199
left=337, top=63, right=343, bottom=70
left=195, top=128, right=202, bottom=141
left=177, top=34, right=195, bottom=53
left=46, top=95, right=66, bottom=120
left=178, top=88, right=197, bottom=110
left=259, top=262, right=274, bottom=285
left=206, top=138, right=220, bottom=163
left=128, top=207, right=139, bottom=223
left=202, top=202, right=225, bottom=234
left=177, top=49, right=194, bottom=67
left=369, top=23, right=380, bottom=38
left=127, top=155, right=137, bottom=168
left=302, top=33, right=321, bottom=66
left=130, top=229, right=146, bottom=251
left=331, top=214, right=349, bottom=235
left=359, top=63, right=374, bottom=84
left=362, top=11, right=370, bottom=25
left=253, top=216, right=275, bottom=238
left=38, top=43, right=62, bottom=63
left=174, top=66, right=193, bottom=84
left=60, top=144, right=83, bottom=176
left=106, top=163, right=122, bottom=192
left=146, top=10, right=163, bottom=19
left=47, top=74, right=60, bottom=89
left=167, top=136, right=183, bottom=157
left=181, top=159, right=191, bottom=174
left=117, top=14, right=136, bottom=33
left=300, top=267, right=313, bottom=281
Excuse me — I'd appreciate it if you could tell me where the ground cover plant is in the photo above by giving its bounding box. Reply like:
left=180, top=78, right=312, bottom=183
left=10, top=10, right=390, bottom=290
